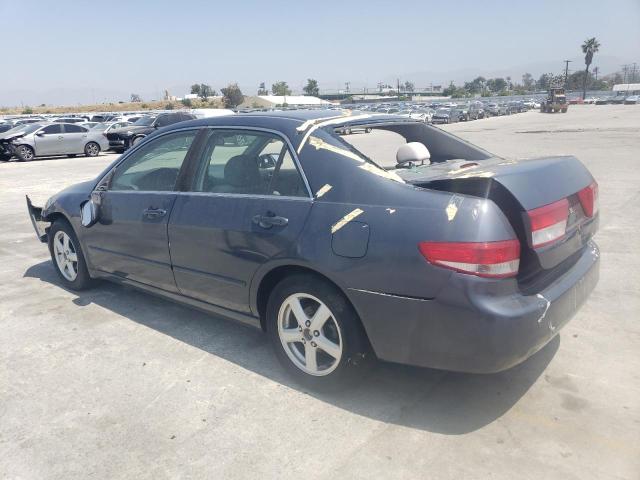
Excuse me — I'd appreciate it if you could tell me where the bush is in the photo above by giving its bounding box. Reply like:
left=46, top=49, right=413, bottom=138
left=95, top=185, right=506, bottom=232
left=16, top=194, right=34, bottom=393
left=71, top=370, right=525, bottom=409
left=22, top=107, right=34, bottom=114
left=141, top=103, right=149, bottom=109
left=181, top=98, right=193, bottom=107
left=165, top=103, right=174, bottom=110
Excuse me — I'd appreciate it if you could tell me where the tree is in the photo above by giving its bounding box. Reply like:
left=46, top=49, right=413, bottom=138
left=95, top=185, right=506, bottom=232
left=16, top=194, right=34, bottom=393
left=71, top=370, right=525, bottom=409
left=522, top=73, right=535, bottom=90
left=403, top=81, right=415, bottom=92
left=130, top=93, right=142, bottom=103
left=303, top=79, right=319, bottom=96
left=272, top=81, right=291, bottom=96
left=257, top=82, right=268, bottom=95
left=581, top=37, right=600, bottom=99
left=221, top=83, right=244, bottom=108
left=190, top=84, right=201, bottom=96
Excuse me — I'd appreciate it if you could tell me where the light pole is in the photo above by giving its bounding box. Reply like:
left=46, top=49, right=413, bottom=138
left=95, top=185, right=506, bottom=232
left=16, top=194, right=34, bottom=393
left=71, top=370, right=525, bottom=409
left=563, top=60, right=571, bottom=89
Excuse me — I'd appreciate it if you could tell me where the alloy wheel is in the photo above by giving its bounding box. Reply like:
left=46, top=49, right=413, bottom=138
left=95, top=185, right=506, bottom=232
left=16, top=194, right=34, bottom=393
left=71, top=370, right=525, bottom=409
left=277, top=293, right=343, bottom=376
left=19, top=146, right=34, bottom=160
left=53, top=231, right=78, bottom=281
left=86, top=143, right=99, bottom=156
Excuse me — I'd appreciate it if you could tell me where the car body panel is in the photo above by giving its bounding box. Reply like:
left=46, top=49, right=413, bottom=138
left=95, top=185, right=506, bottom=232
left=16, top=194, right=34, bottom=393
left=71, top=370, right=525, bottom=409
left=28, top=110, right=600, bottom=373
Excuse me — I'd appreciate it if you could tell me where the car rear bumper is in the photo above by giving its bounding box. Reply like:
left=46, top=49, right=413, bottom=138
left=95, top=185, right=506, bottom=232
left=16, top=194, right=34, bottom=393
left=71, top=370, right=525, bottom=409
left=349, top=241, right=600, bottom=373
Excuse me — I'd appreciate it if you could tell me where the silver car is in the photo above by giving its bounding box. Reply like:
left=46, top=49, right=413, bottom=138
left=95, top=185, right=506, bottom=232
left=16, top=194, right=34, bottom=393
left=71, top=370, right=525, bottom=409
left=11, top=122, right=109, bottom=161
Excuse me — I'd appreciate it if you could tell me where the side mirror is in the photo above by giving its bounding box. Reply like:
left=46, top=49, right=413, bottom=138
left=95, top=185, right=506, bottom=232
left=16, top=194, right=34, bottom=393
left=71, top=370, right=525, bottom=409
left=80, top=199, right=99, bottom=227
left=36, top=131, right=45, bottom=137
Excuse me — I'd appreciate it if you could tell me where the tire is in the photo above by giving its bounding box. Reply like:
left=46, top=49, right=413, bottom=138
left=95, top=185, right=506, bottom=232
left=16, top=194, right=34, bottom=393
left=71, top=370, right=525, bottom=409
left=84, top=141, right=100, bottom=157
left=15, top=144, right=35, bottom=161
left=266, top=274, right=372, bottom=390
left=131, top=136, right=144, bottom=147
left=48, top=219, right=94, bottom=291
left=365, top=127, right=372, bottom=133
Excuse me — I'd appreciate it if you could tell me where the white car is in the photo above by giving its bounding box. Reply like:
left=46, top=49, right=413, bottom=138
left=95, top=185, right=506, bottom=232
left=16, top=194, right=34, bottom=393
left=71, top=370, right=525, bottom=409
left=8, top=122, right=109, bottom=161
left=583, top=97, right=599, bottom=104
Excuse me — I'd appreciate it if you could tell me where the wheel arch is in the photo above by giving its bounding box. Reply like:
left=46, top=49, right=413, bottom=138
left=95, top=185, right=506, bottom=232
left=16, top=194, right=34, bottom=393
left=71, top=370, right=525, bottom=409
left=253, top=263, right=363, bottom=334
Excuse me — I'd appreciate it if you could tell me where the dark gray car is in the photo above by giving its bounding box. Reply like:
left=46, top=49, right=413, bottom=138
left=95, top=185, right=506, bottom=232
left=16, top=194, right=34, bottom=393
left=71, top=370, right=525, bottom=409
left=27, top=111, right=600, bottom=389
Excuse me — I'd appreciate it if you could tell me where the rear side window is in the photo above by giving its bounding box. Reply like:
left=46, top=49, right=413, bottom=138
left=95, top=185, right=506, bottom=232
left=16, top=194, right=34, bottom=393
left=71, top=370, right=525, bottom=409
left=110, top=130, right=197, bottom=192
left=191, top=130, right=308, bottom=197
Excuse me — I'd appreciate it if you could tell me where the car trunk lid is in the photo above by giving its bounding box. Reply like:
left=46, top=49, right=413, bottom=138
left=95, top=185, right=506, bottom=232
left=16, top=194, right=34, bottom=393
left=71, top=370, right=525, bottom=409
left=400, top=156, right=599, bottom=287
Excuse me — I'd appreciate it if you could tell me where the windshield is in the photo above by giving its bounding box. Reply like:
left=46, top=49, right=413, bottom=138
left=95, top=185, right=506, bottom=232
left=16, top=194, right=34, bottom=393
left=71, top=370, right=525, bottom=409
left=436, top=108, right=450, bottom=114
left=132, top=116, right=156, bottom=126
left=91, top=123, right=108, bottom=131
left=6, top=123, right=43, bottom=135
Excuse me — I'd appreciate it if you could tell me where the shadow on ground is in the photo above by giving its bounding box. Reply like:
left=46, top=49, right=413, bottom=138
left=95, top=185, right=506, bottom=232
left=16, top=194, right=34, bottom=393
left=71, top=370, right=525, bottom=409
left=25, top=260, right=559, bottom=435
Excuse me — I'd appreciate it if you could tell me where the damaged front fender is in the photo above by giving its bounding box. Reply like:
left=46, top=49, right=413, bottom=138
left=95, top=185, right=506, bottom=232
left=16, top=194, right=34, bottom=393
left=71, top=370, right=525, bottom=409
left=26, top=195, right=49, bottom=243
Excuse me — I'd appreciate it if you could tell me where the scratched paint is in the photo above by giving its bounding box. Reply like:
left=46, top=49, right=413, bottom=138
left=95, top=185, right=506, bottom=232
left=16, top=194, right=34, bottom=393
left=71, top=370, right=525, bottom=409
left=536, top=294, right=551, bottom=324
left=446, top=195, right=464, bottom=221
left=331, top=208, right=364, bottom=234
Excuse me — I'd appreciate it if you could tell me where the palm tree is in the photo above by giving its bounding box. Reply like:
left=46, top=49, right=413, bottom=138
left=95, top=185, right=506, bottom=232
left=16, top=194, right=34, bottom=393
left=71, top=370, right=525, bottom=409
left=581, top=37, right=600, bottom=99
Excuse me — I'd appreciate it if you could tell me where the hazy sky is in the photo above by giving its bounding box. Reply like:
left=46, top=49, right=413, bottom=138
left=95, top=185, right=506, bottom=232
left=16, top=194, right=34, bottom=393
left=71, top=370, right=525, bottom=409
left=1, top=0, right=638, bottom=105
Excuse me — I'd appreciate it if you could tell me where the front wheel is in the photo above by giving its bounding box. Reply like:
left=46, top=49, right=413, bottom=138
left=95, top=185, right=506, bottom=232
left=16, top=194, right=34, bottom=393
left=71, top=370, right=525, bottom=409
left=48, top=220, right=94, bottom=291
left=15, top=145, right=35, bottom=161
left=131, top=136, right=144, bottom=147
left=266, top=274, right=371, bottom=390
left=84, top=142, right=100, bottom=157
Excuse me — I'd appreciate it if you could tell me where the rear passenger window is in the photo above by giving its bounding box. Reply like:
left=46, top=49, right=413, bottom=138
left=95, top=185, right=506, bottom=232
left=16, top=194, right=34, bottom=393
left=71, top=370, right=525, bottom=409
left=191, top=130, right=308, bottom=197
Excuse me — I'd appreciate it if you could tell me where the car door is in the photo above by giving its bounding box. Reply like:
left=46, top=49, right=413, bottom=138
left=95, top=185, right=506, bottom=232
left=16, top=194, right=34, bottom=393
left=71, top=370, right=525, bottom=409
left=61, top=123, right=89, bottom=153
left=34, top=124, right=64, bottom=155
left=168, top=128, right=312, bottom=313
left=83, top=128, right=200, bottom=292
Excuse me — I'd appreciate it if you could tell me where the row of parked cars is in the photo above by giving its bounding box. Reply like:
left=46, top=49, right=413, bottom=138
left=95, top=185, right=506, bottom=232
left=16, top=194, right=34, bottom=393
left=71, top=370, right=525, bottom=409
left=343, top=99, right=538, bottom=126
left=0, top=109, right=235, bottom=161
left=583, top=95, right=640, bottom=105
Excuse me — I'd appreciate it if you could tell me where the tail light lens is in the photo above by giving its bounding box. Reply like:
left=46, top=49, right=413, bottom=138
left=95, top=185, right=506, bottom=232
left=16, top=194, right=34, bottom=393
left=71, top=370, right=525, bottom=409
left=418, top=240, right=520, bottom=278
left=577, top=181, right=598, bottom=217
left=527, top=198, right=569, bottom=248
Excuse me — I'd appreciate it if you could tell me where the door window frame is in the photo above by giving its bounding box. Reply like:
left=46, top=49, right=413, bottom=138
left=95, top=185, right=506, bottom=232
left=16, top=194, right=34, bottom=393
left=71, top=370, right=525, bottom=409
left=96, top=127, right=205, bottom=194
left=181, top=126, right=313, bottom=200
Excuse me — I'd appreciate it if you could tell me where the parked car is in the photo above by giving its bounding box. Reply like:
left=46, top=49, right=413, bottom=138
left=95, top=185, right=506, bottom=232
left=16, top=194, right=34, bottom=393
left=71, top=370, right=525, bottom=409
left=431, top=107, right=459, bottom=124
left=106, top=112, right=196, bottom=152
left=0, top=123, right=45, bottom=160
left=485, top=103, right=507, bottom=116
left=623, top=95, right=639, bottom=104
left=25, top=110, right=600, bottom=388
left=595, top=97, right=610, bottom=105
left=9, top=122, right=109, bottom=161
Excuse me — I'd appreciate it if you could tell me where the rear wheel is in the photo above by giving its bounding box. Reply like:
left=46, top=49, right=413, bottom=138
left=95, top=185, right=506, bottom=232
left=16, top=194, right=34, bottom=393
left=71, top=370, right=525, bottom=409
left=84, top=141, right=100, bottom=157
left=15, top=145, right=34, bottom=161
left=48, top=220, right=94, bottom=291
left=266, top=274, right=371, bottom=390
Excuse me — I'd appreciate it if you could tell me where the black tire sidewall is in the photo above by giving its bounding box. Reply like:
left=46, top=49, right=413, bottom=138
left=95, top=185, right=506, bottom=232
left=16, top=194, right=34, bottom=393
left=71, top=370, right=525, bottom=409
left=48, top=219, right=93, bottom=291
left=266, top=274, right=370, bottom=390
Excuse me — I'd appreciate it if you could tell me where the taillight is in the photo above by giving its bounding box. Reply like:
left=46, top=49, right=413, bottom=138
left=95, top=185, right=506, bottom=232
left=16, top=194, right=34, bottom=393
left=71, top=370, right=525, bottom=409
left=577, top=181, right=598, bottom=217
left=418, top=240, right=520, bottom=278
left=527, top=198, right=569, bottom=248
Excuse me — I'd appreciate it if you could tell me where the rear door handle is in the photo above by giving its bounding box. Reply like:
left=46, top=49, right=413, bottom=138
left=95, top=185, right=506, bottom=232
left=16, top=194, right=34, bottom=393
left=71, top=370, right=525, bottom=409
left=143, top=208, right=167, bottom=219
left=252, top=212, right=288, bottom=229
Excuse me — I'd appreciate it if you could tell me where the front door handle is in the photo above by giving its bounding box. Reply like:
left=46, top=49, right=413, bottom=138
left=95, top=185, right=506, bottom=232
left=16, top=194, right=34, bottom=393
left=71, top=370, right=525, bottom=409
left=143, top=207, right=167, bottom=219
left=252, top=212, right=288, bottom=229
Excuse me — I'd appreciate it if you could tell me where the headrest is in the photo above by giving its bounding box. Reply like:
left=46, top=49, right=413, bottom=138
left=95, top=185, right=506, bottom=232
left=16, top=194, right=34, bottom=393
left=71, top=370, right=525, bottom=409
left=224, top=155, right=261, bottom=187
left=396, top=142, right=431, bottom=166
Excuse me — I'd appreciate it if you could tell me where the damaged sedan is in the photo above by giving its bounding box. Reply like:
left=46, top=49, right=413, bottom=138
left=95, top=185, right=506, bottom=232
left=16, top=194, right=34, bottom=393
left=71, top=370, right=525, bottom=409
left=26, top=110, right=600, bottom=388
